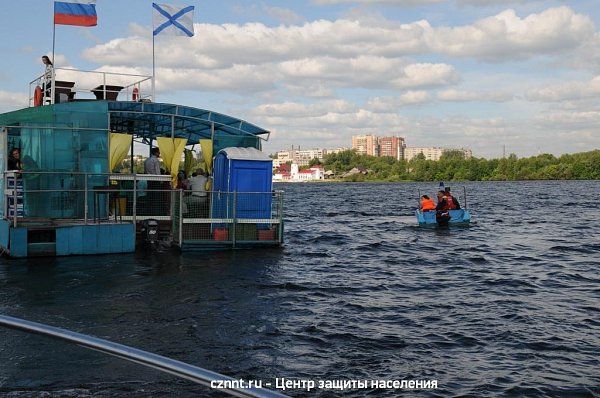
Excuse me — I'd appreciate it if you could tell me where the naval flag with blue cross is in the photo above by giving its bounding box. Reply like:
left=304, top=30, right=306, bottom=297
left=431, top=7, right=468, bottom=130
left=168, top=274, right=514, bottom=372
left=152, top=3, right=195, bottom=37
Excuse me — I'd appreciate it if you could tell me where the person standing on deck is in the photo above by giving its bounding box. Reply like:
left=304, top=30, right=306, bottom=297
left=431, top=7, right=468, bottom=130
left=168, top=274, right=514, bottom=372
left=188, top=169, right=208, bottom=217
left=7, top=148, right=22, bottom=171
left=143, top=148, right=162, bottom=215
left=144, top=148, right=161, bottom=175
left=41, top=56, right=54, bottom=103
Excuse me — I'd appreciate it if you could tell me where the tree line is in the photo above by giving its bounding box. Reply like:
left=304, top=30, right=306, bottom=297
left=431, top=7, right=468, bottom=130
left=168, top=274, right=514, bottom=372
left=322, top=149, right=600, bottom=181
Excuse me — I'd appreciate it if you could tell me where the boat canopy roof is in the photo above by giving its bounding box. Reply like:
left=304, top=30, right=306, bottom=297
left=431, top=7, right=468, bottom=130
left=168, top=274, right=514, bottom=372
left=0, top=101, right=270, bottom=148
left=108, top=101, right=269, bottom=145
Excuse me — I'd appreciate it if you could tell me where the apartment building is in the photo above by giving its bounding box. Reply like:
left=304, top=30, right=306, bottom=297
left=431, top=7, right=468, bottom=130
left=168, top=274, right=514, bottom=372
left=351, top=135, right=379, bottom=156
left=378, top=136, right=406, bottom=160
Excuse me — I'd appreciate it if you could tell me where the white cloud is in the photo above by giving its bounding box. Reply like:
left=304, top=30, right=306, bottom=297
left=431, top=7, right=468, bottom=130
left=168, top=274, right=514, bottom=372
left=257, top=98, right=520, bottom=156
left=526, top=76, right=600, bottom=102
left=457, top=0, right=555, bottom=5
left=535, top=110, right=600, bottom=128
left=569, top=33, right=600, bottom=73
left=437, top=89, right=514, bottom=102
left=364, top=88, right=513, bottom=111
left=283, top=83, right=334, bottom=98
left=313, top=0, right=561, bottom=6
left=425, top=7, right=595, bottom=61
left=278, top=57, right=458, bottom=89
left=73, top=5, right=600, bottom=157
left=76, top=57, right=457, bottom=95
left=257, top=96, right=600, bottom=157
left=366, top=91, right=430, bottom=112
left=252, top=99, right=357, bottom=118
left=0, top=90, right=29, bottom=111
left=263, top=6, right=305, bottom=25
left=312, top=0, right=443, bottom=5
left=83, top=6, right=595, bottom=68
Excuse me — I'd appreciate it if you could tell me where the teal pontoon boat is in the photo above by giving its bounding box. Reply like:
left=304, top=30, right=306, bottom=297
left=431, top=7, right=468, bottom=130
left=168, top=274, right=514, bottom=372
left=0, top=67, right=283, bottom=257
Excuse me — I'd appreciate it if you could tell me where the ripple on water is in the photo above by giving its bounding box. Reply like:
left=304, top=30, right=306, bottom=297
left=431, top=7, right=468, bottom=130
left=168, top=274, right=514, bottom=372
left=1, top=181, right=599, bottom=397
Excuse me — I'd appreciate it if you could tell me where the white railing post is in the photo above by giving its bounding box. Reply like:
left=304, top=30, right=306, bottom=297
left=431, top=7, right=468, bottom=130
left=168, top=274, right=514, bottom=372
left=51, top=68, right=56, bottom=105
left=103, top=72, right=107, bottom=100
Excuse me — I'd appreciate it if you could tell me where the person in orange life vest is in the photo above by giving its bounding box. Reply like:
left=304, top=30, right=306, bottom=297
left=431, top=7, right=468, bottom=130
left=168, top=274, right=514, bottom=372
left=420, top=195, right=436, bottom=211
left=444, top=187, right=461, bottom=210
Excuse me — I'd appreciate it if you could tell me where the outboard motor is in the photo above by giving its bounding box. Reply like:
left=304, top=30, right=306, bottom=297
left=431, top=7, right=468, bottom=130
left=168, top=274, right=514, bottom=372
left=141, top=219, right=159, bottom=244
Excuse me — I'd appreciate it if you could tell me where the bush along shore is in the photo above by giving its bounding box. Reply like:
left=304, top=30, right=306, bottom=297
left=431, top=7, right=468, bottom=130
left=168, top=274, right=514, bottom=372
left=319, top=149, right=600, bottom=182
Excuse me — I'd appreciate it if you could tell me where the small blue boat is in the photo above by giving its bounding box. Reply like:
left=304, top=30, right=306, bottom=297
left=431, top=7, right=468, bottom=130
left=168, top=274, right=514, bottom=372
left=416, top=183, right=471, bottom=226
left=415, top=209, right=471, bottom=226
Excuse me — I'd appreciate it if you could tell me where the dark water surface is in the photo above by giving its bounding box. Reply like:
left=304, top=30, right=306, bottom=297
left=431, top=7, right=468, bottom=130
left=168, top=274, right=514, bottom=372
left=0, top=181, right=599, bottom=397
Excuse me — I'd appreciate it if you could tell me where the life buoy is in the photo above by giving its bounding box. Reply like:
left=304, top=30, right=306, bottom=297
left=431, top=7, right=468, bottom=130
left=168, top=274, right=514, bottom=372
left=132, top=87, right=139, bottom=101
left=34, top=86, right=43, bottom=107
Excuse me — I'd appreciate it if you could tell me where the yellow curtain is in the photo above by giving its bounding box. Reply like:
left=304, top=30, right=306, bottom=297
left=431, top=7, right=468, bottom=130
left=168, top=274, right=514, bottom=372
left=184, top=149, right=194, bottom=177
left=199, top=139, right=213, bottom=174
left=156, top=137, right=187, bottom=186
left=109, top=133, right=132, bottom=172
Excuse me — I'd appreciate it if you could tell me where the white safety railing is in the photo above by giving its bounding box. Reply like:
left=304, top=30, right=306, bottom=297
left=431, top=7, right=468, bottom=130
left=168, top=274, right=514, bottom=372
left=29, top=67, right=153, bottom=106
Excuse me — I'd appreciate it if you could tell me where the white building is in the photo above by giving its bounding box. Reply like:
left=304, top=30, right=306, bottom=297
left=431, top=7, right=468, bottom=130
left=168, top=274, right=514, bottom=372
left=273, top=163, right=324, bottom=182
left=404, top=147, right=472, bottom=161
left=404, top=147, right=445, bottom=161
left=297, top=149, right=326, bottom=166
left=309, top=165, right=325, bottom=180
left=329, top=147, right=350, bottom=154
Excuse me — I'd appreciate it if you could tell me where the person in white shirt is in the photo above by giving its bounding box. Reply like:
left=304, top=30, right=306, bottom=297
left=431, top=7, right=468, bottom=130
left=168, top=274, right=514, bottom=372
left=187, top=169, right=208, bottom=217
left=144, top=148, right=161, bottom=175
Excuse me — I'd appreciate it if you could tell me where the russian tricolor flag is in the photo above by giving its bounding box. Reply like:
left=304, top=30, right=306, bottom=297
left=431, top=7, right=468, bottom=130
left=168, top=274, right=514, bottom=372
left=54, top=0, right=97, bottom=27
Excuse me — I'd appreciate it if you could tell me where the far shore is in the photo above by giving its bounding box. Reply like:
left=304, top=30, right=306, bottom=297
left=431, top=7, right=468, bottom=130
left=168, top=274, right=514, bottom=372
left=273, top=178, right=600, bottom=183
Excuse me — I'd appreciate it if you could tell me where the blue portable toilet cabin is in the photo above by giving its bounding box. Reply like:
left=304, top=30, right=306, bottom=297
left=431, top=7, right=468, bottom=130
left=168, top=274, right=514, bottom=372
left=211, top=147, right=273, bottom=223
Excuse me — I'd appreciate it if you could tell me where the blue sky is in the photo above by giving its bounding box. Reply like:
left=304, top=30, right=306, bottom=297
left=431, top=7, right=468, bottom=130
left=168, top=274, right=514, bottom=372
left=1, top=0, right=599, bottom=158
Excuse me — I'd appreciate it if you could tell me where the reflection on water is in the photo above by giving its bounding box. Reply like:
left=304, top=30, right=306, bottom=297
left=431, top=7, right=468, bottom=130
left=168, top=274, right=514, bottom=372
left=1, top=181, right=599, bottom=397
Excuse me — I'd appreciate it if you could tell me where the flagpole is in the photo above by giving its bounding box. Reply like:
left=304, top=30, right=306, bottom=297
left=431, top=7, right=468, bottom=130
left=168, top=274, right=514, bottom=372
left=51, top=11, right=56, bottom=105
left=52, top=21, right=56, bottom=65
left=152, top=34, right=156, bottom=102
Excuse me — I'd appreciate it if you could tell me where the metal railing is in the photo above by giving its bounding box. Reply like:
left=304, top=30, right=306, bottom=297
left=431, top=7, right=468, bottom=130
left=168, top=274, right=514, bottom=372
left=0, top=315, right=288, bottom=398
left=2, top=171, right=173, bottom=227
left=2, top=171, right=284, bottom=246
left=174, top=190, right=284, bottom=246
left=29, top=67, right=153, bottom=106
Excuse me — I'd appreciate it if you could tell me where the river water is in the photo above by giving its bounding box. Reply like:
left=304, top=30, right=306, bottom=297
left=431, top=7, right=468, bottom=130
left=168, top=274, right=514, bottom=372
left=0, top=181, right=598, bottom=397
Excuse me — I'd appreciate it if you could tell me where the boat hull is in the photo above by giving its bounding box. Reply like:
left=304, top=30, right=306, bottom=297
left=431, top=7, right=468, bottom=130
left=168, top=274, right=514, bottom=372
left=416, top=209, right=471, bottom=226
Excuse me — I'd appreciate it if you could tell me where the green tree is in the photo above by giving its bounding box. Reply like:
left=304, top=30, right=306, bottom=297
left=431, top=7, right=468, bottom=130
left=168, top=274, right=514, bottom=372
left=309, top=157, right=322, bottom=167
